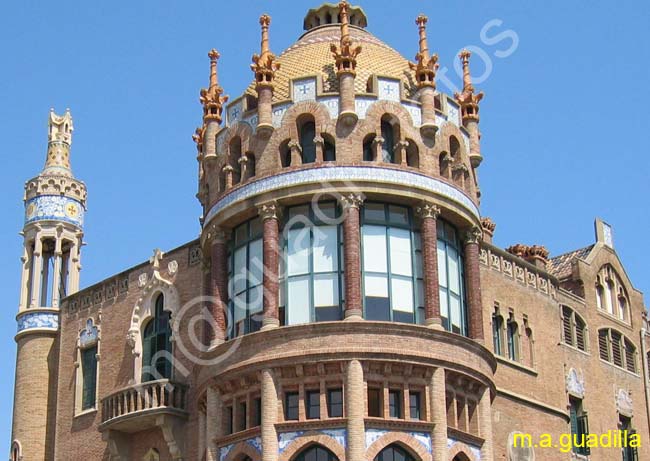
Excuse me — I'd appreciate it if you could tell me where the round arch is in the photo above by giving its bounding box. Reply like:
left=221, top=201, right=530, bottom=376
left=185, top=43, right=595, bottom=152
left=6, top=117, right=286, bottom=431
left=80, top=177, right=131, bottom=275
left=224, top=441, right=262, bottom=461
left=447, top=442, right=477, bottom=461
left=279, top=434, right=346, bottom=461
left=365, top=433, right=430, bottom=461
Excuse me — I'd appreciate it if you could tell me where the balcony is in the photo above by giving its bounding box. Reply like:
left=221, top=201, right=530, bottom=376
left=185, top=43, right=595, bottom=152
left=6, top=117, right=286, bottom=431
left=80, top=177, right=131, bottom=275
left=99, top=379, right=188, bottom=433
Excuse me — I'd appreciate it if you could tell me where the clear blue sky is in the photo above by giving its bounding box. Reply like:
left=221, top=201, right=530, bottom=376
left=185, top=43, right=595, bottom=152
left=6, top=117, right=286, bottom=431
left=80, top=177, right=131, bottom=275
left=1, top=0, right=649, bottom=453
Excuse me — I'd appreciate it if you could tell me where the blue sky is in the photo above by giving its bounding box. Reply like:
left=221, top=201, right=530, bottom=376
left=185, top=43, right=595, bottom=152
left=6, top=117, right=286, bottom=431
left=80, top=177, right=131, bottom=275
left=1, top=0, right=649, bottom=452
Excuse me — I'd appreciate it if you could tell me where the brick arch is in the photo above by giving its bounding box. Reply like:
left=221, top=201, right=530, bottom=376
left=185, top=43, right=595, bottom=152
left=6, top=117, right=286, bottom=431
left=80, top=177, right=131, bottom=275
left=438, top=123, right=469, bottom=164
left=363, top=101, right=420, bottom=139
left=280, top=100, right=335, bottom=134
left=365, top=432, right=431, bottom=461
left=225, top=121, right=255, bottom=154
left=224, top=440, right=262, bottom=461
left=279, top=433, right=346, bottom=461
left=447, top=442, right=477, bottom=461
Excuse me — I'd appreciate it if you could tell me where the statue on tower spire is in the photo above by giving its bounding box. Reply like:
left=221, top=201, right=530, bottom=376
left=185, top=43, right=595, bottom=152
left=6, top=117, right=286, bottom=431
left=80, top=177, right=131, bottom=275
left=409, top=15, right=438, bottom=88
left=331, top=1, right=362, bottom=75
left=251, top=14, right=280, bottom=85
left=200, top=49, right=229, bottom=125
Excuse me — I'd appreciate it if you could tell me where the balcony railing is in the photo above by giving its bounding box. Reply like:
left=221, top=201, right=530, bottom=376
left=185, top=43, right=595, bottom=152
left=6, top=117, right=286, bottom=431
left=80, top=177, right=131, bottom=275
left=100, top=379, right=188, bottom=431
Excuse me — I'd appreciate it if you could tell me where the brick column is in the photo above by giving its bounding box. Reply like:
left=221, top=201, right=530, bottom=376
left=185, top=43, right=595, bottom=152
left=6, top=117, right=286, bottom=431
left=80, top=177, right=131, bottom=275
left=259, top=202, right=281, bottom=330
left=479, top=386, right=493, bottom=461
left=416, top=202, right=442, bottom=329
left=464, top=226, right=484, bottom=342
left=256, top=85, right=274, bottom=138
left=206, top=226, right=228, bottom=345
left=340, top=194, right=364, bottom=320
left=206, top=386, right=222, bottom=461
left=346, top=360, right=365, bottom=461
left=430, top=367, right=447, bottom=461
left=338, top=72, right=358, bottom=126
left=261, top=369, right=279, bottom=461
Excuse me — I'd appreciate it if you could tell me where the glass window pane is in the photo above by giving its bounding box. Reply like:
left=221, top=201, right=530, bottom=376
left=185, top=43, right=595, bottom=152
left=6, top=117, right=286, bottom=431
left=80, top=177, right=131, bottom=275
left=234, top=293, right=247, bottom=322
left=389, top=228, right=412, bottom=276
left=235, top=225, right=247, bottom=245
left=234, top=247, right=247, bottom=294
left=440, top=288, right=449, bottom=318
left=437, top=241, right=447, bottom=287
left=364, top=203, right=386, bottom=221
left=448, top=247, right=460, bottom=294
left=249, top=285, right=263, bottom=314
left=250, top=218, right=263, bottom=238
left=288, top=229, right=310, bottom=276
left=288, top=276, right=311, bottom=325
left=365, top=274, right=388, bottom=297
left=314, top=273, right=338, bottom=307
left=388, top=205, right=409, bottom=225
left=249, top=239, right=263, bottom=285
left=363, top=225, right=388, bottom=273
left=365, top=275, right=390, bottom=321
left=314, top=202, right=336, bottom=222
left=313, top=226, right=338, bottom=273
left=450, top=294, right=461, bottom=331
left=288, top=205, right=309, bottom=222
left=391, top=277, right=414, bottom=313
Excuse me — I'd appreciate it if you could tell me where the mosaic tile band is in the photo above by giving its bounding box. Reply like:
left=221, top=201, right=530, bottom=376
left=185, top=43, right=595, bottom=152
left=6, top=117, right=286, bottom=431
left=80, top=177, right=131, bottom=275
left=204, top=166, right=480, bottom=227
left=16, top=311, right=60, bottom=334
left=25, top=195, right=85, bottom=228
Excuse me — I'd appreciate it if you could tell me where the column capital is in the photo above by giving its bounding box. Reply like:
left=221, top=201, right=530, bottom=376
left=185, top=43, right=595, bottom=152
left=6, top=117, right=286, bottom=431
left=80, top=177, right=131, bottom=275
left=464, top=226, right=482, bottom=245
left=258, top=201, right=282, bottom=221
left=339, top=193, right=365, bottom=210
left=415, top=202, right=441, bottom=220
left=201, top=222, right=227, bottom=248
left=372, top=136, right=385, bottom=147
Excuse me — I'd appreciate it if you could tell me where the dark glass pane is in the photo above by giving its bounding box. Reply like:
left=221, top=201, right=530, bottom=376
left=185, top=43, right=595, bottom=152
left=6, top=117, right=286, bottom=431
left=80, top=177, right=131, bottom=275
left=306, top=390, right=320, bottom=419
left=393, top=311, right=414, bottom=324
left=368, top=388, right=382, bottom=417
left=389, top=390, right=402, bottom=418
left=81, top=347, right=97, bottom=410
left=381, top=121, right=395, bottom=163
left=225, top=406, right=233, bottom=434
left=409, top=392, right=421, bottom=420
left=364, top=203, right=386, bottom=222
left=327, top=389, right=343, bottom=417
left=285, top=392, right=299, bottom=420
left=365, top=297, right=390, bottom=321
left=324, top=141, right=336, bottom=161
left=300, top=122, right=317, bottom=164
left=315, top=305, right=342, bottom=322
left=388, top=206, right=408, bottom=225
left=252, top=398, right=262, bottom=426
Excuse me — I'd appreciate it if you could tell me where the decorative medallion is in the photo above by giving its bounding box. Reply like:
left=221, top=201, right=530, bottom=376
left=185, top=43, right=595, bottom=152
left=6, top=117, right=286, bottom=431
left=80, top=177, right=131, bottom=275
left=25, top=195, right=85, bottom=228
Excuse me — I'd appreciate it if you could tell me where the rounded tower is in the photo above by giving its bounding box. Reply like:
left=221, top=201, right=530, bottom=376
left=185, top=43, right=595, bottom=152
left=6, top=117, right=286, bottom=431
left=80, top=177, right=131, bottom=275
left=11, top=109, right=86, bottom=461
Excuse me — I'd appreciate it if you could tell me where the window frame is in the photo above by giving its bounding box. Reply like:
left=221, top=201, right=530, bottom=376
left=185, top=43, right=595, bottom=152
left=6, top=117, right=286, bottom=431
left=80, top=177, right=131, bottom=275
left=598, top=328, right=637, bottom=373
left=306, top=389, right=321, bottom=420
left=285, top=391, right=300, bottom=421
left=81, top=345, right=98, bottom=411
left=141, top=294, right=172, bottom=382
left=327, top=388, right=344, bottom=418
left=388, top=389, right=402, bottom=419
left=437, top=219, right=468, bottom=335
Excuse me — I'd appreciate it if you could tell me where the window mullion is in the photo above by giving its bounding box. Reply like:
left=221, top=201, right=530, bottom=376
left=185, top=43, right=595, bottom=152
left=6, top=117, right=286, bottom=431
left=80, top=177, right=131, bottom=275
left=385, top=223, right=393, bottom=322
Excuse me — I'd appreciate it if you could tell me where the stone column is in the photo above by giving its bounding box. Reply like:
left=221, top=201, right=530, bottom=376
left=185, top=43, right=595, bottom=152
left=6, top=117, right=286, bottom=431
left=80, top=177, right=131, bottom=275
left=314, top=136, right=324, bottom=163
left=345, top=360, right=365, bottom=461
left=340, top=194, right=364, bottom=320
left=419, top=86, right=438, bottom=137
left=209, top=228, right=228, bottom=344
left=430, top=367, right=448, bottom=461
left=223, top=165, right=234, bottom=190
left=372, top=136, right=384, bottom=163
left=416, top=202, right=442, bottom=329
left=256, top=85, right=274, bottom=138
left=68, top=234, right=82, bottom=294
left=479, top=386, right=493, bottom=461
left=51, top=237, right=63, bottom=308
left=396, top=140, right=409, bottom=166
left=206, top=386, right=222, bottom=461
left=18, top=244, right=30, bottom=311
left=30, top=235, right=43, bottom=308
left=288, top=141, right=302, bottom=167
left=464, top=227, right=484, bottom=342
left=261, top=369, right=279, bottom=461
left=259, top=202, right=281, bottom=330
left=466, top=120, right=482, bottom=168
left=338, top=72, right=358, bottom=126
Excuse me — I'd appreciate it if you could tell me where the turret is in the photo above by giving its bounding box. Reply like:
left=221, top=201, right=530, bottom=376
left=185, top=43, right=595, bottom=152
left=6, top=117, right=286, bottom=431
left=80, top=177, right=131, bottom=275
left=410, top=14, right=439, bottom=138
left=454, top=50, right=484, bottom=167
left=331, top=1, right=362, bottom=126
left=12, top=109, right=87, bottom=461
left=251, top=14, right=280, bottom=138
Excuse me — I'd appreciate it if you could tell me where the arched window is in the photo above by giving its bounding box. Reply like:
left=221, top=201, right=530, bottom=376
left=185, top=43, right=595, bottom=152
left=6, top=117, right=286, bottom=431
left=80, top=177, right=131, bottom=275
left=282, top=203, right=343, bottom=325
left=280, top=140, right=291, bottom=167
left=246, top=152, right=256, bottom=178
left=363, top=134, right=375, bottom=161
left=299, top=117, right=317, bottom=164
left=142, top=294, right=172, bottom=382
left=323, top=134, right=336, bottom=162
left=10, top=441, right=21, bottom=461
left=598, top=328, right=637, bottom=373
left=229, top=137, right=243, bottom=185
left=229, top=218, right=264, bottom=337
left=507, top=315, right=519, bottom=361
left=492, top=310, right=504, bottom=356
left=449, top=136, right=461, bottom=161
left=561, top=306, right=587, bottom=352
left=380, top=119, right=396, bottom=163
left=361, top=203, right=425, bottom=325
left=439, top=152, right=450, bottom=178
left=406, top=139, right=419, bottom=168
left=596, top=266, right=630, bottom=322
left=295, top=445, right=338, bottom=461
left=437, top=220, right=467, bottom=335
left=374, top=444, right=415, bottom=461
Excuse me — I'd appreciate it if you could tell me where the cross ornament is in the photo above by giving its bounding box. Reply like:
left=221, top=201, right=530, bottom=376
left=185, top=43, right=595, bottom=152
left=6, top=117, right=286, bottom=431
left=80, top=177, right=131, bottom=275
left=150, top=248, right=165, bottom=271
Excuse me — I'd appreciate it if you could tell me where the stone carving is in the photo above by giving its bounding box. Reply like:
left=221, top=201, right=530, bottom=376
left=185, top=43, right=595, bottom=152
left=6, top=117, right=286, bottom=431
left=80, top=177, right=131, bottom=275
left=565, top=368, right=585, bottom=399
left=167, top=260, right=178, bottom=275
left=507, top=431, right=535, bottom=461
left=616, top=388, right=633, bottom=417
left=138, top=273, right=148, bottom=288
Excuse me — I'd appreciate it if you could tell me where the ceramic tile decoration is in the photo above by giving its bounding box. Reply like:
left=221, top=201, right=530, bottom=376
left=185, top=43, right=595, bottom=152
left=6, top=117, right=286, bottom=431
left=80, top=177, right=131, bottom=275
left=25, top=195, right=85, bottom=228
left=377, top=78, right=400, bottom=102
left=293, top=78, right=317, bottom=102
left=16, top=311, right=59, bottom=333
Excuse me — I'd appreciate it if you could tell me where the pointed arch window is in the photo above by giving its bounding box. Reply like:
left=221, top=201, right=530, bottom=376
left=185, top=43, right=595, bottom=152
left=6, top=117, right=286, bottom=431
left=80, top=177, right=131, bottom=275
left=295, top=445, right=339, bottom=461
left=598, top=328, right=637, bottom=373
left=142, top=294, right=172, bottom=382
left=374, top=444, right=415, bottom=461
left=561, top=306, right=588, bottom=352
left=596, top=265, right=630, bottom=322
left=507, top=315, right=519, bottom=361
left=492, top=310, right=504, bottom=356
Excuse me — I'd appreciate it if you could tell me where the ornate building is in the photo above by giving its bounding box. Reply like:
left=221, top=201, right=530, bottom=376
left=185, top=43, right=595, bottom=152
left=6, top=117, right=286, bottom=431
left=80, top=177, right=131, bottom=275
left=9, top=3, right=650, bottom=461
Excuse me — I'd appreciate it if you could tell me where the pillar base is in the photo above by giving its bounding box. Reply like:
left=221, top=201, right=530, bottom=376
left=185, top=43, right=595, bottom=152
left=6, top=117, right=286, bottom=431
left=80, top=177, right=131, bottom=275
left=344, top=309, right=363, bottom=321
left=420, top=123, right=438, bottom=139
left=338, top=111, right=358, bottom=127
left=256, top=123, right=274, bottom=139
left=425, top=318, right=444, bottom=330
left=260, top=318, right=280, bottom=331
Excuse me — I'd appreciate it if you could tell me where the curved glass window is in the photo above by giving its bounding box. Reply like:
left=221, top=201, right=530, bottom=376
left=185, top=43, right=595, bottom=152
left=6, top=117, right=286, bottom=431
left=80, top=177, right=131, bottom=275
left=295, top=445, right=339, bottom=461
left=361, top=203, right=424, bottom=324
left=142, top=294, right=172, bottom=382
left=374, top=445, right=415, bottom=461
left=229, top=218, right=264, bottom=337
left=437, top=220, right=467, bottom=335
left=281, top=203, right=344, bottom=324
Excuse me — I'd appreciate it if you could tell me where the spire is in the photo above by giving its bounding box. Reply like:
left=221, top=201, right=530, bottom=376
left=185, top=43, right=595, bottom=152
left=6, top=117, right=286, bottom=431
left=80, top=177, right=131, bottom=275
left=42, top=108, right=74, bottom=176
left=454, top=50, right=484, bottom=122
left=409, top=14, right=438, bottom=88
left=200, top=49, right=229, bottom=124
left=330, top=1, right=362, bottom=75
left=251, top=14, right=280, bottom=86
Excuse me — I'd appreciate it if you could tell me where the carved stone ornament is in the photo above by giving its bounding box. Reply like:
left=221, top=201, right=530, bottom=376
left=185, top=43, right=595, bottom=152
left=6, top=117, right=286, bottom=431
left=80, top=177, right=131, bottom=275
left=138, top=273, right=148, bottom=288
left=464, top=226, right=482, bottom=244
left=167, top=260, right=178, bottom=275
left=339, top=193, right=365, bottom=210
left=415, top=202, right=441, bottom=220
left=258, top=201, right=281, bottom=221
left=565, top=368, right=585, bottom=399
left=616, top=388, right=633, bottom=417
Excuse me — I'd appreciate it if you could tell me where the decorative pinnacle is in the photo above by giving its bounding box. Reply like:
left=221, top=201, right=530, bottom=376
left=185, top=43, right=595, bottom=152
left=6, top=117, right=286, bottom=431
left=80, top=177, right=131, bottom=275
left=251, top=14, right=280, bottom=86
left=453, top=49, right=484, bottom=123
left=330, top=1, right=362, bottom=76
left=409, top=14, right=439, bottom=88
left=200, top=49, right=229, bottom=124
left=43, top=109, right=74, bottom=175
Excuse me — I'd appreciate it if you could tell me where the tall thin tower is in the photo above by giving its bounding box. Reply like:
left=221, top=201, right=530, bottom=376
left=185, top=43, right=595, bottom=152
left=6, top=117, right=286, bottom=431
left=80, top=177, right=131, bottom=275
left=10, top=109, right=87, bottom=461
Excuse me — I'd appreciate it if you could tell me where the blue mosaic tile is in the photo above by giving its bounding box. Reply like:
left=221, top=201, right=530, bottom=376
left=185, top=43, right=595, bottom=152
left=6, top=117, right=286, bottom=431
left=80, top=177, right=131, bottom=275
left=25, top=195, right=84, bottom=228
left=17, top=311, right=59, bottom=333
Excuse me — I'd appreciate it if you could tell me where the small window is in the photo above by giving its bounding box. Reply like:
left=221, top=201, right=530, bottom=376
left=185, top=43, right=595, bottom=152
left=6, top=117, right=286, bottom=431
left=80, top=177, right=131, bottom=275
left=285, top=392, right=299, bottom=421
left=327, top=388, right=343, bottom=418
left=409, top=392, right=422, bottom=420
left=81, top=346, right=98, bottom=410
left=306, top=390, right=320, bottom=419
left=388, top=389, right=402, bottom=418
left=368, top=388, right=382, bottom=417
left=225, top=406, right=233, bottom=434
left=237, top=401, right=247, bottom=431
left=569, top=397, right=590, bottom=456
left=625, top=338, right=637, bottom=373
left=507, top=316, right=519, bottom=361
left=252, top=397, right=262, bottom=427
left=492, top=311, right=504, bottom=356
